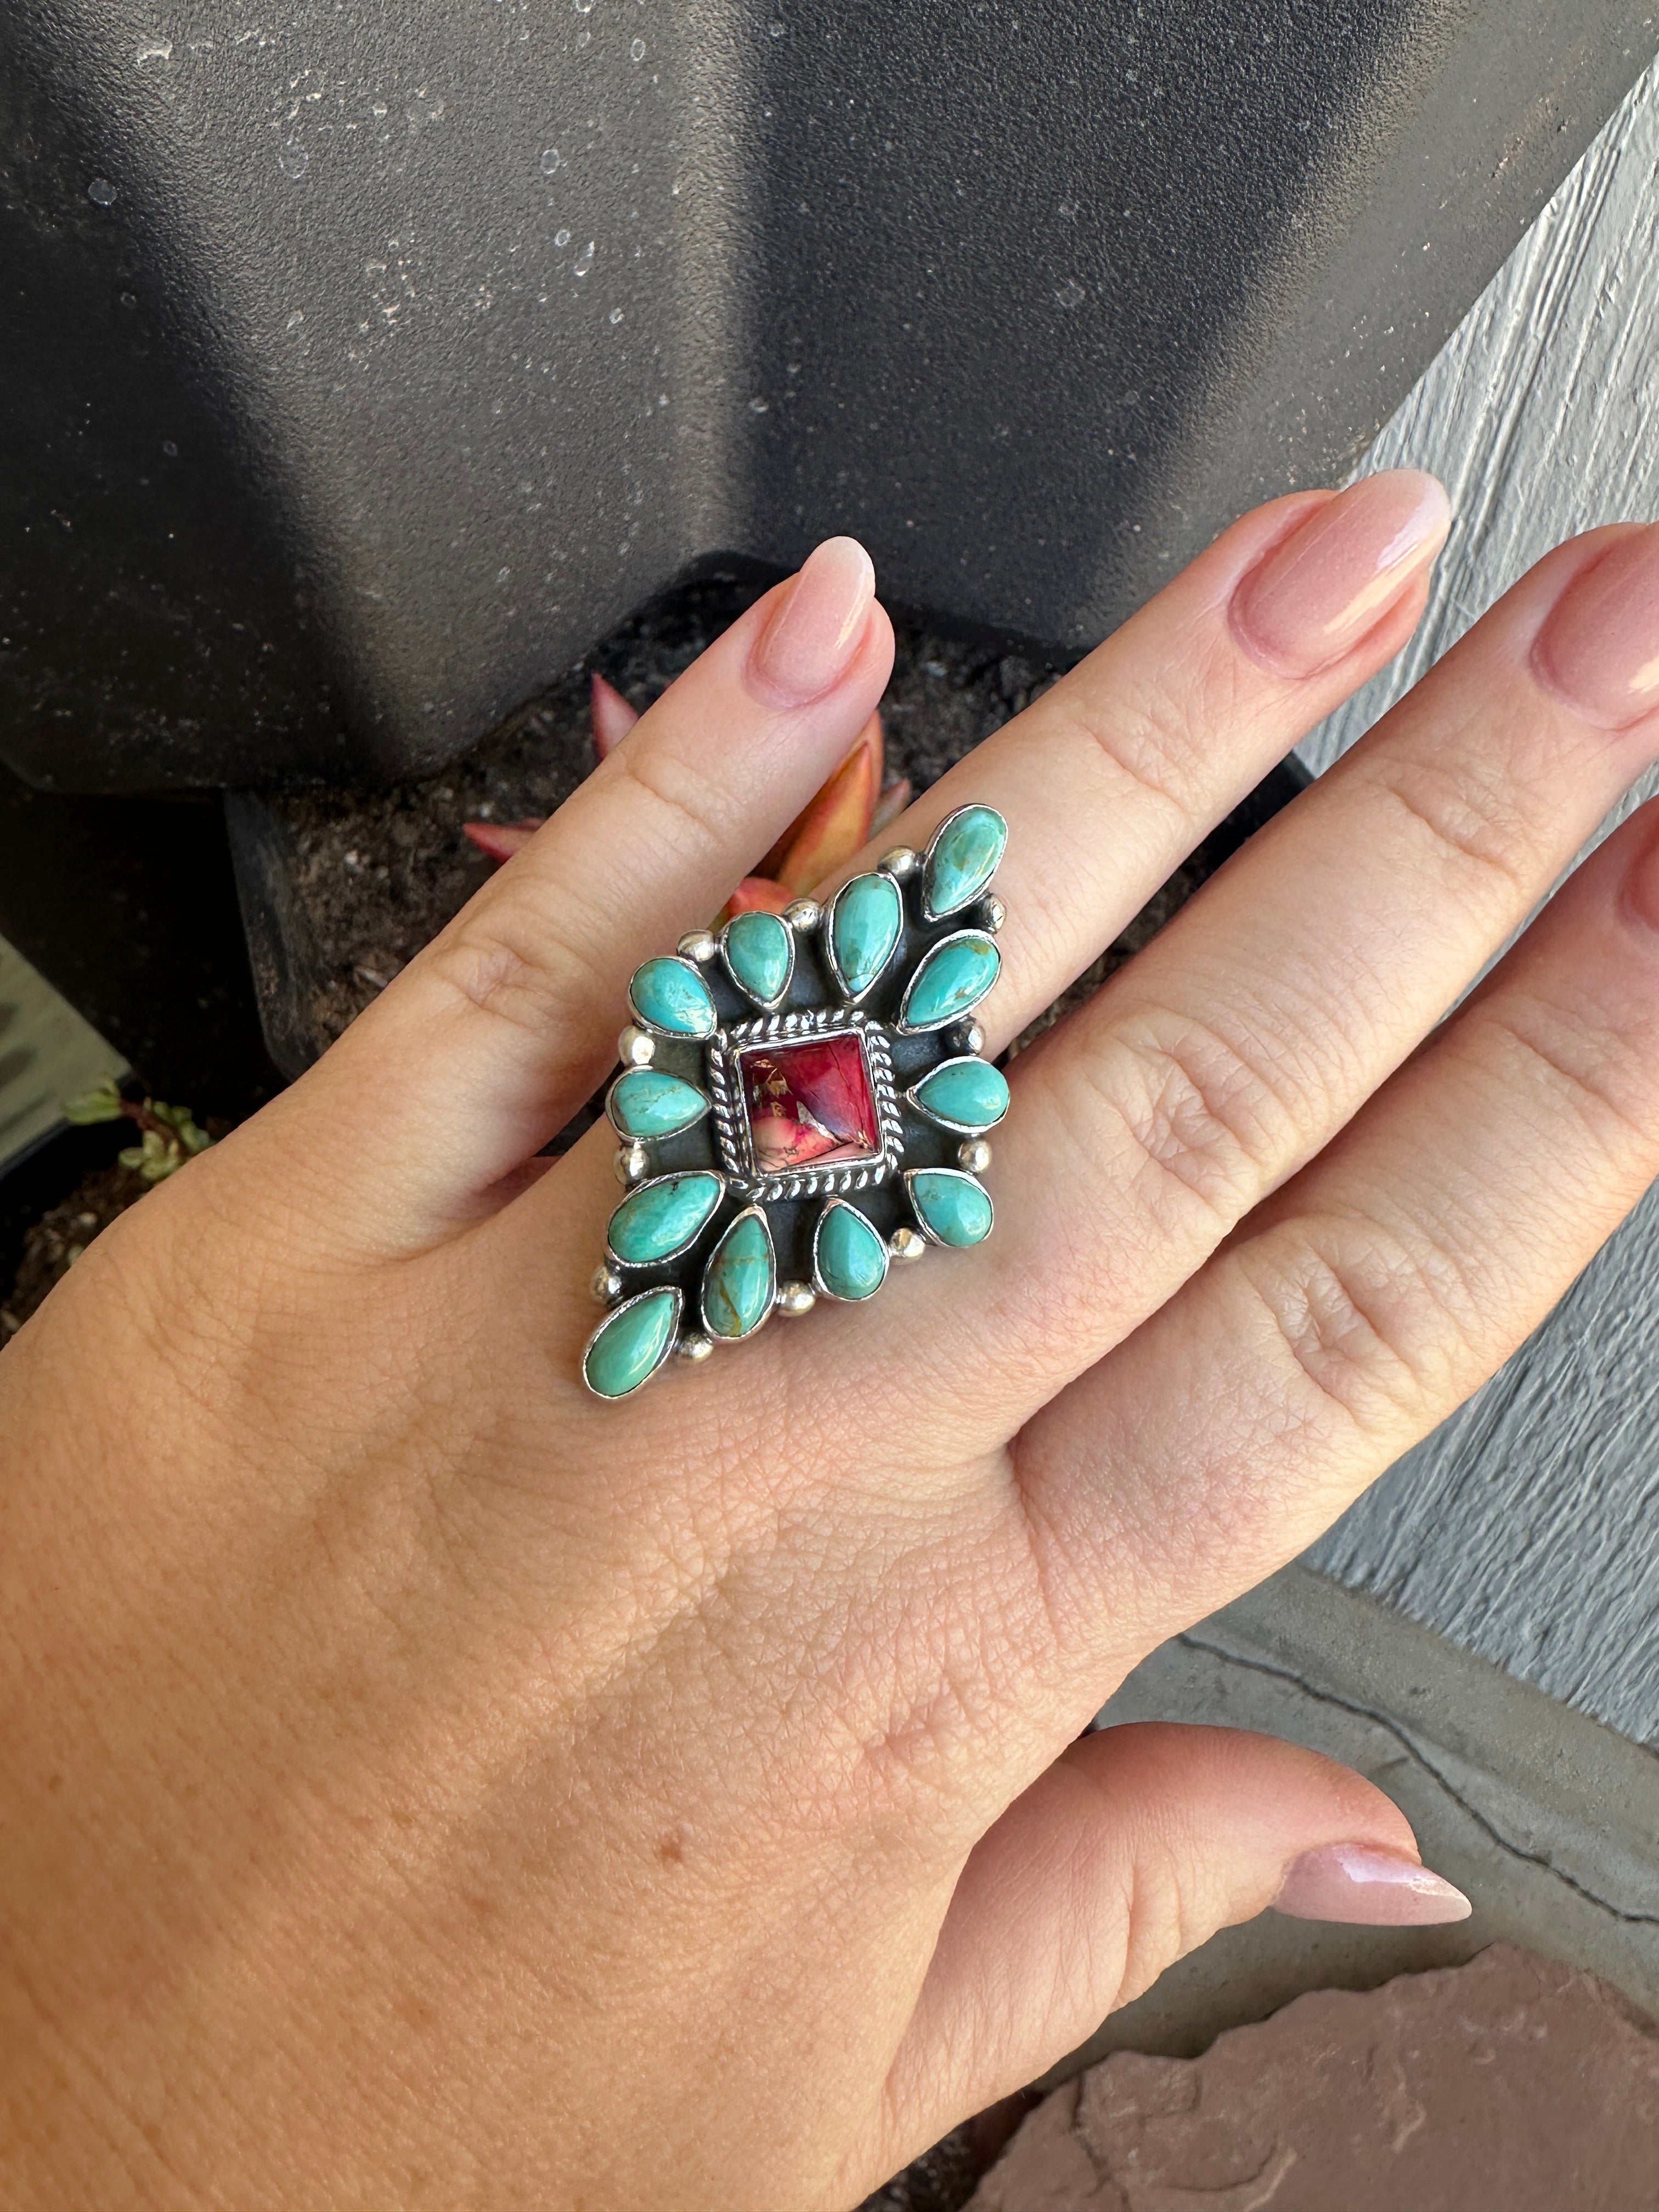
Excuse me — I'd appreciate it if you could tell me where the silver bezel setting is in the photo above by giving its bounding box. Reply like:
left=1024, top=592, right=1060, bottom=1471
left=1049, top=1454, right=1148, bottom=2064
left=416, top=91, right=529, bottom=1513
left=896, top=927, right=1002, bottom=1034
left=904, top=1053, right=1010, bottom=1135
left=580, top=1283, right=684, bottom=1400
left=605, top=1170, right=728, bottom=1269
left=810, top=1197, right=891, bottom=1303
left=903, top=1165, right=995, bottom=1248
left=707, top=1007, right=904, bottom=1201
left=823, top=871, right=905, bottom=1004
left=627, top=954, right=718, bottom=1040
left=921, top=804, right=1009, bottom=922
left=699, top=1203, right=778, bottom=1343
left=719, top=911, right=797, bottom=1011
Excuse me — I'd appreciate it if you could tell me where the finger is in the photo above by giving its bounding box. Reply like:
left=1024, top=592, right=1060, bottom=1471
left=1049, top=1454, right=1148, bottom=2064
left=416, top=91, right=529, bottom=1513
left=1019, top=791, right=1659, bottom=1657
left=249, top=540, right=894, bottom=1250
left=877, top=522, right=1659, bottom=1445
left=878, top=1724, right=1459, bottom=2169
left=823, top=470, right=1451, bottom=1050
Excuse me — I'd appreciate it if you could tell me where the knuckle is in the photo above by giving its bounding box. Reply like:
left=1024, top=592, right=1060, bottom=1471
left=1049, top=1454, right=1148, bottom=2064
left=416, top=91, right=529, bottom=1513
left=425, top=909, right=607, bottom=1045
left=1237, top=1211, right=1475, bottom=1435
left=1049, top=661, right=1227, bottom=828
left=610, top=743, right=733, bottom=866
left=1364, top=753, right=1542, bottom=905
left=1104, top=1010, right=1308, bottom=1227
left=1482, top=997, right=1653, bottom=1161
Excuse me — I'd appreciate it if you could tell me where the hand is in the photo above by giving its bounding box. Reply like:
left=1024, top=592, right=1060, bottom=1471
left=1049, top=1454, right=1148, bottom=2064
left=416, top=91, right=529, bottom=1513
left=4, top=483, right=1659, bottom=2210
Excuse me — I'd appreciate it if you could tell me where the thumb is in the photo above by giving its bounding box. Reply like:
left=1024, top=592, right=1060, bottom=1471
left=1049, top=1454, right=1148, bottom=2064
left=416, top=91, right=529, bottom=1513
left=881, top=1722, right=1469, bottom=2164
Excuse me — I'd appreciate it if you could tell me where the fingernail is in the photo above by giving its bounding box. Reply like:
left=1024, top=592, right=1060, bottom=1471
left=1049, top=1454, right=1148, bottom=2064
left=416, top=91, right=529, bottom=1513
left=1233, top=471, right=1451, bottom=678
left=1533, top=527, right=1659, bottom=730
left=750, top=537, right=877, bottom=706
left=1272, top=1842, right=1472, bottom=1925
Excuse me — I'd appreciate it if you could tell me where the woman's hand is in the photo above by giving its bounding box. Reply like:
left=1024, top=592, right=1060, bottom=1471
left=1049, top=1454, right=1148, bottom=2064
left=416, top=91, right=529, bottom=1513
left=4, top=482, right=1659, bottom=2210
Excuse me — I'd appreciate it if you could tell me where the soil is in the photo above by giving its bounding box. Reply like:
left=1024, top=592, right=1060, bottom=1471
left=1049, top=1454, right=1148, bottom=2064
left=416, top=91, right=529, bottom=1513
left=0, top=1159, right=150, bottom=1337
left=254, top=575, right=1079, bottom=1057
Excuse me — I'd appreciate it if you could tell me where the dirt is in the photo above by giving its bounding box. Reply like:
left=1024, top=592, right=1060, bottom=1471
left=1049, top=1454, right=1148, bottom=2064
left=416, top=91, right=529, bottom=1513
left=256, top=574, right=1073, bottom=1056
left=0, top=1159, right=149, bottom=1337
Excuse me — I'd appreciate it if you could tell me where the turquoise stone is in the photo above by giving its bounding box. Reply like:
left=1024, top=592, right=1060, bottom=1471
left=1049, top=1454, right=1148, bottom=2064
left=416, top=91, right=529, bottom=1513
left=628, top=956, right=716, bottom=1038
left=814, top=1200, right=888, bottom=1301
left=701, top=1209, right=776, bottom=1338
left=899, top=933, right=1001, bottom=1031
left=828, top=871, right=902, bottom=1000
left=607, top=1069, right=710, bottom=1140
left=909, top=1057, right=1010, bottom=1132
left=908, top=1169, right=994, bottom=1248
left=607, top=1172, right=724, bottom=1265
left=723, top=910, right=793, bottom=1006
left=583, top=1288, right=680, bottom=1398
left=923, top=805, right=1007, bottom=918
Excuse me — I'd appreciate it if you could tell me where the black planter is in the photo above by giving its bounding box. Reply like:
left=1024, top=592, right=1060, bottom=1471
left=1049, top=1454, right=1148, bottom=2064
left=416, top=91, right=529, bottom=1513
left=4, top=0, right=1653, bottom=795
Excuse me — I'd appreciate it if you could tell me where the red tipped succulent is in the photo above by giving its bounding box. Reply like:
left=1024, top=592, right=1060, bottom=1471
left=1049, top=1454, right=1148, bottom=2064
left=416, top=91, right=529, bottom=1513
left=464, top=670, right=907, bottom=916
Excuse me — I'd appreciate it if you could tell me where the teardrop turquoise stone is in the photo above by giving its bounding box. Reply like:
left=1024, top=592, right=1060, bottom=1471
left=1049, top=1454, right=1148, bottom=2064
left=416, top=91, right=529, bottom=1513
left=814, top=1201, right=888, bottom=1301
left=923, top=805, right=1007, bottom=917
left=909, top=1170, right=994, bottom=1248
left=910, top=1057, right=1010, bottom=1131
left=829, top=872, right=902, bottom=999
left=900, top=933, right=1000, bottom=1030
left=702, top=1210, right=775, bottom=1338
left=607, top=1173, right=724, bottom=1265
left=629, top=956, right=716, bottom=1037
left=723, top=910, right=793, bottom=1005
left=608, top=1069, right=710, bottom=1140
left=584, top=1288, right=680, bottom=1398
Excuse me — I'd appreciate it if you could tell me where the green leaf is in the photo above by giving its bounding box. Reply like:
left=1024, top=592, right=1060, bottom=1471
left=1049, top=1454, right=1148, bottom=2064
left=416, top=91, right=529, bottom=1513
left=64, top=1077, right=126, bottom=1126
left=117, top=1145, right=146, bottom=1171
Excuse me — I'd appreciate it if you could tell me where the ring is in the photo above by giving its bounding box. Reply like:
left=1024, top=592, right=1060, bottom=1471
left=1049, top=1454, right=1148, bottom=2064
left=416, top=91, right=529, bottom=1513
left=582, top=806, right=1011, bottom=1398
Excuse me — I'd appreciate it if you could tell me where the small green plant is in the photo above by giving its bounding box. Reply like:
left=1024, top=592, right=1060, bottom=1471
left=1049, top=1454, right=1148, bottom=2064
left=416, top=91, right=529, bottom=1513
left=64, top=1076, right=213, bottom=1184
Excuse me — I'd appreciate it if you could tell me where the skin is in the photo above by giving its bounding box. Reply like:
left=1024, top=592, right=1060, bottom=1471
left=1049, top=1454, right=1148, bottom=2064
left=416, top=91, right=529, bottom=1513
left=3, top=479, right=1659, bottom=2209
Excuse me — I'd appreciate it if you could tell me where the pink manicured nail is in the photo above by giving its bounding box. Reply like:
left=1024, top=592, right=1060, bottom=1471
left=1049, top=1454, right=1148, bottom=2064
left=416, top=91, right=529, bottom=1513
left=1532, top=527, right=1659, bottom=730
left=1272, top=1843, right=1472, bottom=1925
left=750, top=537, right=877, bottom=705
left=1233, top=470, right=1451, bottom=678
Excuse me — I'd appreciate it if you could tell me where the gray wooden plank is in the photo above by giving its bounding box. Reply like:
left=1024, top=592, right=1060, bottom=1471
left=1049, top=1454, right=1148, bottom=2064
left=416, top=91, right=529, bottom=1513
left=1290, top=57, right=1659, bottom=1742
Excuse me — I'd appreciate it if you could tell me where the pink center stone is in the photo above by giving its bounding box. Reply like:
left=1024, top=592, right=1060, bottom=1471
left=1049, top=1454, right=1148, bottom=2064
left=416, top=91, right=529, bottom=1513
left=739, top=1032, right=881, bottom=1174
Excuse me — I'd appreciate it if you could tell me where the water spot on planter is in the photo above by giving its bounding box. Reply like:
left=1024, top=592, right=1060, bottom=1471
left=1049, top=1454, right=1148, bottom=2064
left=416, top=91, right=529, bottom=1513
left=1055, top=278, right=1085, bottom=308
left=278, top=143, right=309, bottom=179
left=631, top=38, right=646, bottom=60
left=555, top=228, right=571, bottom=246
left=573, top=0, right=594, bottom=12
left=87, top=179, right=118, bottom=206
left=610, top=307, right=624, bottom=323
left=769, top=19, right=788, bottom=34
left=540, top=146, right=562, bottom=175
left=573, top=241, right=595, bottom=276
left=749, top=396, right=769, bottom=413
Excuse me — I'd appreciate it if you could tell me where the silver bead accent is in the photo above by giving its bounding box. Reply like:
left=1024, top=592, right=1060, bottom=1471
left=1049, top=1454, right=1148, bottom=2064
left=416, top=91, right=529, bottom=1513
left=980, top=895, right=1006, bottom=935
left=676, top=1333, right=714, bottom=1363
left=889, top=1227, right=928, bottom=1263
left=776, top=1281, right=817, bottom=1317
left=618, top=1024, right=657, bottom=1066
left=591, top=1263, right=625, bottom=1304
left=956, top=1019, right=986, bottom=1056
left=957, top=1138, right=993, bottom=1174
left=613, top=1141, right=650, bottom=1186
left=678, top=929, right=719, bottom=964
left=880, top=845, right=920, bottom=879
left=783, top=898, right=822, bottom=932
